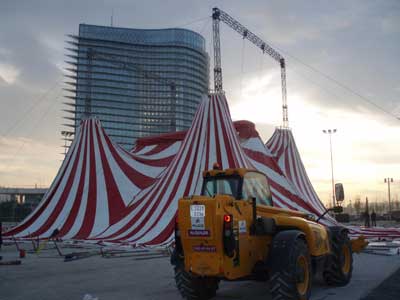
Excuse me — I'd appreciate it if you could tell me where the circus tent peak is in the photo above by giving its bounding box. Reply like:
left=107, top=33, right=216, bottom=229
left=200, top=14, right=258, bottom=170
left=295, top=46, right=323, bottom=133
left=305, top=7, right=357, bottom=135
left=5, top=118, right=165, bottom=239
left=92, top=93, right=251, bottom=245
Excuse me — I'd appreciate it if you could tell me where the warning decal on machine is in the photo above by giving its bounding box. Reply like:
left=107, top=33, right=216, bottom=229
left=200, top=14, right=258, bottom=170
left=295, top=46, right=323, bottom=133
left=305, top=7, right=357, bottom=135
left=188, top=230, right=210, bottom=237
left=190, top=205, right=205, bottom=230
left=190, top=205, right=205, bottom=217
left=193, top=245, right=216, bottom=252
left=238, top=220, right=247, bottom=234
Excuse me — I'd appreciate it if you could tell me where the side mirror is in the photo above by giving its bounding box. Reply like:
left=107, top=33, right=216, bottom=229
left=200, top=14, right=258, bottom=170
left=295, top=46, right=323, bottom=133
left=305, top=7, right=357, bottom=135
left=317, top=205, right=343, bottom=223
left=332, top=206, right=343, bottom=214
left=335, top=183, right=344, bottom=202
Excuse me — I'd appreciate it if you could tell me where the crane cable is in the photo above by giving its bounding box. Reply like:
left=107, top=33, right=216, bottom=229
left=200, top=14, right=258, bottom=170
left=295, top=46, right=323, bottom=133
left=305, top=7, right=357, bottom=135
left=3, top=88, right=63, bottom=173
left=240, top=38, right=246, bottom=97
left=1, top=77, right=62, bottom=138
left=265, top=43, right=399, bottom=121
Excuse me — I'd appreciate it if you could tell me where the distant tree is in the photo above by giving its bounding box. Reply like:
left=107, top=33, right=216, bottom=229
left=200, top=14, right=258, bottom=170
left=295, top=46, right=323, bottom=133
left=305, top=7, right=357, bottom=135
left=0, top=201, right=15, bottom=221
left=0, top=200, right=32, bottom=222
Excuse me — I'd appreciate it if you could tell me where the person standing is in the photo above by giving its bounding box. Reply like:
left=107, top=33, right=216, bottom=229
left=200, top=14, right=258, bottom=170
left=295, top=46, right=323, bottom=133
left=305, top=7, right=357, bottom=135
left=364, top=210, right=370, bottom=228
left=371, top=210, right=377, bottom=227
left=364, top=197, right=371, bottom=228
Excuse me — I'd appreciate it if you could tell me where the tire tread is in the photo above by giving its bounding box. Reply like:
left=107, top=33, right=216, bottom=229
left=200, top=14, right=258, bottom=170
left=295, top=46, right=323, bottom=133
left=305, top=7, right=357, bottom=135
left=323, top=228, right=353, bottom=286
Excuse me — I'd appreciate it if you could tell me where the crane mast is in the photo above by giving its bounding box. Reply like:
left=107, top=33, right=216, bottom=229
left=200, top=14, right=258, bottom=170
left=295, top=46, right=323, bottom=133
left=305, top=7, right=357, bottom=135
left=212, top=7, right=289, bottom=128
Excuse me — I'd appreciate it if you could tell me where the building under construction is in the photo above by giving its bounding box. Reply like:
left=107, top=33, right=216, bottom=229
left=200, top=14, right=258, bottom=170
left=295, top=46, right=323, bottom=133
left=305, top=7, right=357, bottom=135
left=64, top=24, right=209, bottom=150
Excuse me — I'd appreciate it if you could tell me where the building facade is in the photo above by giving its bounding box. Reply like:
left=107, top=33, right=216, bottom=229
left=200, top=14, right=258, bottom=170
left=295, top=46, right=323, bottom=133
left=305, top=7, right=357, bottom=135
left=64, top=24, right=209, bottom=150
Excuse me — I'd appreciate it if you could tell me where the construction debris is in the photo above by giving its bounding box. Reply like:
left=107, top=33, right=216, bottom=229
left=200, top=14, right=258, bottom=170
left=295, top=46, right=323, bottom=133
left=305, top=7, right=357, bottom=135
left=362, top=240, right=400, bottom=256
left=64, top=251, right=100, bottom=262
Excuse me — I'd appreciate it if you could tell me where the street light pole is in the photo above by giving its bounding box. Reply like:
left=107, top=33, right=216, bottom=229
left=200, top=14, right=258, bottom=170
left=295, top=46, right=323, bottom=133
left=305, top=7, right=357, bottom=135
left=323, top=129, right=337, bottom=207
left=384, top=178, right=393, bottom=221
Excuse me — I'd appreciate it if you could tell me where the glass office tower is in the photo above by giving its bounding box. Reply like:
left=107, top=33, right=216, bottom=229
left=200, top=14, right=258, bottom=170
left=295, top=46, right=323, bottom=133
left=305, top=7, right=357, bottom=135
left=64, top=24, right=209, bottom=150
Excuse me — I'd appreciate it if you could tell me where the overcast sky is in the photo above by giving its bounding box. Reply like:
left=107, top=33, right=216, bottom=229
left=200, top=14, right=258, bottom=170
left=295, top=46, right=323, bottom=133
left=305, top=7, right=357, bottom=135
left=0, top=0, right=399, bottom=206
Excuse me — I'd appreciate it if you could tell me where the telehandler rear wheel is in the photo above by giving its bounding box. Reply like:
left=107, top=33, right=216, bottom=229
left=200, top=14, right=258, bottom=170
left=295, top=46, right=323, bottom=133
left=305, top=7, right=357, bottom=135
left=270, top=236, right=312, bottom=300
left=323, top=227, right=353, bottom=286
left=174, top=266, right=219, bottom=300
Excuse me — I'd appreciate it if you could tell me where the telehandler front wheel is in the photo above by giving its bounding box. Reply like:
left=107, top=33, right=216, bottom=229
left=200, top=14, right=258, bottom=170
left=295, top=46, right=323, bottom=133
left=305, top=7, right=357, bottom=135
left=323, top=227, right=353, bottom=286
left=174, top=266, right=219, bottom=300
left=269, top=234, right=312, bottom=300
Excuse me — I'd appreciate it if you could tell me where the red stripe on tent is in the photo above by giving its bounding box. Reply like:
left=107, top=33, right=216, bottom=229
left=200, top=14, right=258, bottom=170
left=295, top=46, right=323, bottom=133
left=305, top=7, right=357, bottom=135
left=216, top=97, right=236, bottom=168
left=101, top=127, right=156, bottom=189
left=268, top=180, right=322, bottom=217
left=57, top=132, right=89, bottom=237
left=75, top=122, right=98, bottom=239
left=95, top=125, right=127, bottom=225
left=145, top=217, right=175, bottom=246
left=134, top=130, right=186, bottom=147
left=144, top=143, right=177, bottom=156
left=205, top=103, right=211, bottom=170
left=130, top=155, right=175, bottom=168
left=243, top=148, right=285, bottom=176
left=212, top=95, right=222, bottom=166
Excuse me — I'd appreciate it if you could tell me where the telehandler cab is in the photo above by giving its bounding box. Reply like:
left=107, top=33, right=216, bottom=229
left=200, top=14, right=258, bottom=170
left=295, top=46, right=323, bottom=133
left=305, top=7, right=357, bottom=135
left=171, top=167, right=355, bottom=300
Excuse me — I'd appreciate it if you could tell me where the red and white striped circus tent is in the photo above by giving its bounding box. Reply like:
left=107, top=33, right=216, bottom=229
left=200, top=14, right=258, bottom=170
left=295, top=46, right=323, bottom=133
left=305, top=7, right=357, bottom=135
left=91, top=93, right=252, bottom=245
left=127, top=109, right=400, bottom=239
left=4, top=93, right=400, bottom=242
left=4, top=119, right=166, bottom=239
left=263, top=127, right=400, bottom=238
left=237, top=122, right=335, bottom=226
left=130, top=118, right=400, bottom=239
left=129, top=119, right=335, bottom=225
left=131, top=130, right=185, bottom=157
left=265, top=128, right=328, bottom=216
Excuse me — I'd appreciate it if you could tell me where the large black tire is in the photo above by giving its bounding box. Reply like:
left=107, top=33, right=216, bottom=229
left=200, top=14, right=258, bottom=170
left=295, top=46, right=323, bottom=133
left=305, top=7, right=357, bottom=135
left=323, top=227, right=353, bottom=286
left=174, top=266, right=219, bottom=300
left=270, top=236, right=312, bottom=300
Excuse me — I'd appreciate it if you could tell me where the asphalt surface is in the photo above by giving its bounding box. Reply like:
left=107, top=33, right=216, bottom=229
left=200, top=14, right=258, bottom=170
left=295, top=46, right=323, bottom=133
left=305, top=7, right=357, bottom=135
left=1, top=244, right=400, bottom=300
left=360, top=267, right=400, bottom=300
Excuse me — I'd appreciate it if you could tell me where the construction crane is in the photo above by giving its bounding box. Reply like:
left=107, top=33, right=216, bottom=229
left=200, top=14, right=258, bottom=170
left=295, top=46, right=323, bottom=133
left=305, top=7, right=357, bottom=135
left=84, top=49, right=177, bottom=131
left=212, top=7, right=289, bottom=128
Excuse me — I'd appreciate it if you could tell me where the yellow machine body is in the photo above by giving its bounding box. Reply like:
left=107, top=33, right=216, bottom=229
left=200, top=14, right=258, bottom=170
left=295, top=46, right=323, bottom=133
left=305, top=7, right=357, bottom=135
left=177, top=168, right=331, bottom=280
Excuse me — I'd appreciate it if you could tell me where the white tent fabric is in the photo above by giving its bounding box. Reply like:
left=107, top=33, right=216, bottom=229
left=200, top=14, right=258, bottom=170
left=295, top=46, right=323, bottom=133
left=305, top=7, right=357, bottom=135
left=5, top=119, right=164, bottom=239
left=92, top=93, right=251, bottom=245
left=5, top=94, right=400, bottom=242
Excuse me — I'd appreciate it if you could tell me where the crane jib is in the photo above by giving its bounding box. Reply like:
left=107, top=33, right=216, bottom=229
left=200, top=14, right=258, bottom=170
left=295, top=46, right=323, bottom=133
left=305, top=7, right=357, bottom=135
left=212, top=7, right=289, bottom=128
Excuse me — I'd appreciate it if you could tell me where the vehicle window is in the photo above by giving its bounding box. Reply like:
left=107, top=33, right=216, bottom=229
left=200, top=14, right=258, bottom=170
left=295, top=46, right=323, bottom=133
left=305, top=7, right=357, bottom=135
left=202, top=176, right=240, bottom=199
left=242, top=172, right=272, bottom=206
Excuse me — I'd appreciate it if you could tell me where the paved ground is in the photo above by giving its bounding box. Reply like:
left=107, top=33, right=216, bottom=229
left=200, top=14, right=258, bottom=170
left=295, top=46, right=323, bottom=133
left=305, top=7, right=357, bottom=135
left=1, top=244, right=400, bottom=300
left=360, top=267, right=400, bottom=300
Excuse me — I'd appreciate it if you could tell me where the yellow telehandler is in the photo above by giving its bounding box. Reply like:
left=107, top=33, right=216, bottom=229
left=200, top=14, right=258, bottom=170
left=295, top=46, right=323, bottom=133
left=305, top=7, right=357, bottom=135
left=171, top=167, right=364, bottom=300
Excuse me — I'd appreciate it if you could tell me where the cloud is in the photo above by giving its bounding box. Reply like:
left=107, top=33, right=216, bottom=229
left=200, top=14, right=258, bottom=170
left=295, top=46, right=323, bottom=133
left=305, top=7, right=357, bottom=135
left=0, top=136, right=61, bottom=187
left=230, top=69, right=400, bottom=201
left=0, top=30, right=60, bottom=88
left=0, top=63, right=19, bottom=84
left=0, top=75, right=7, bottom=85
